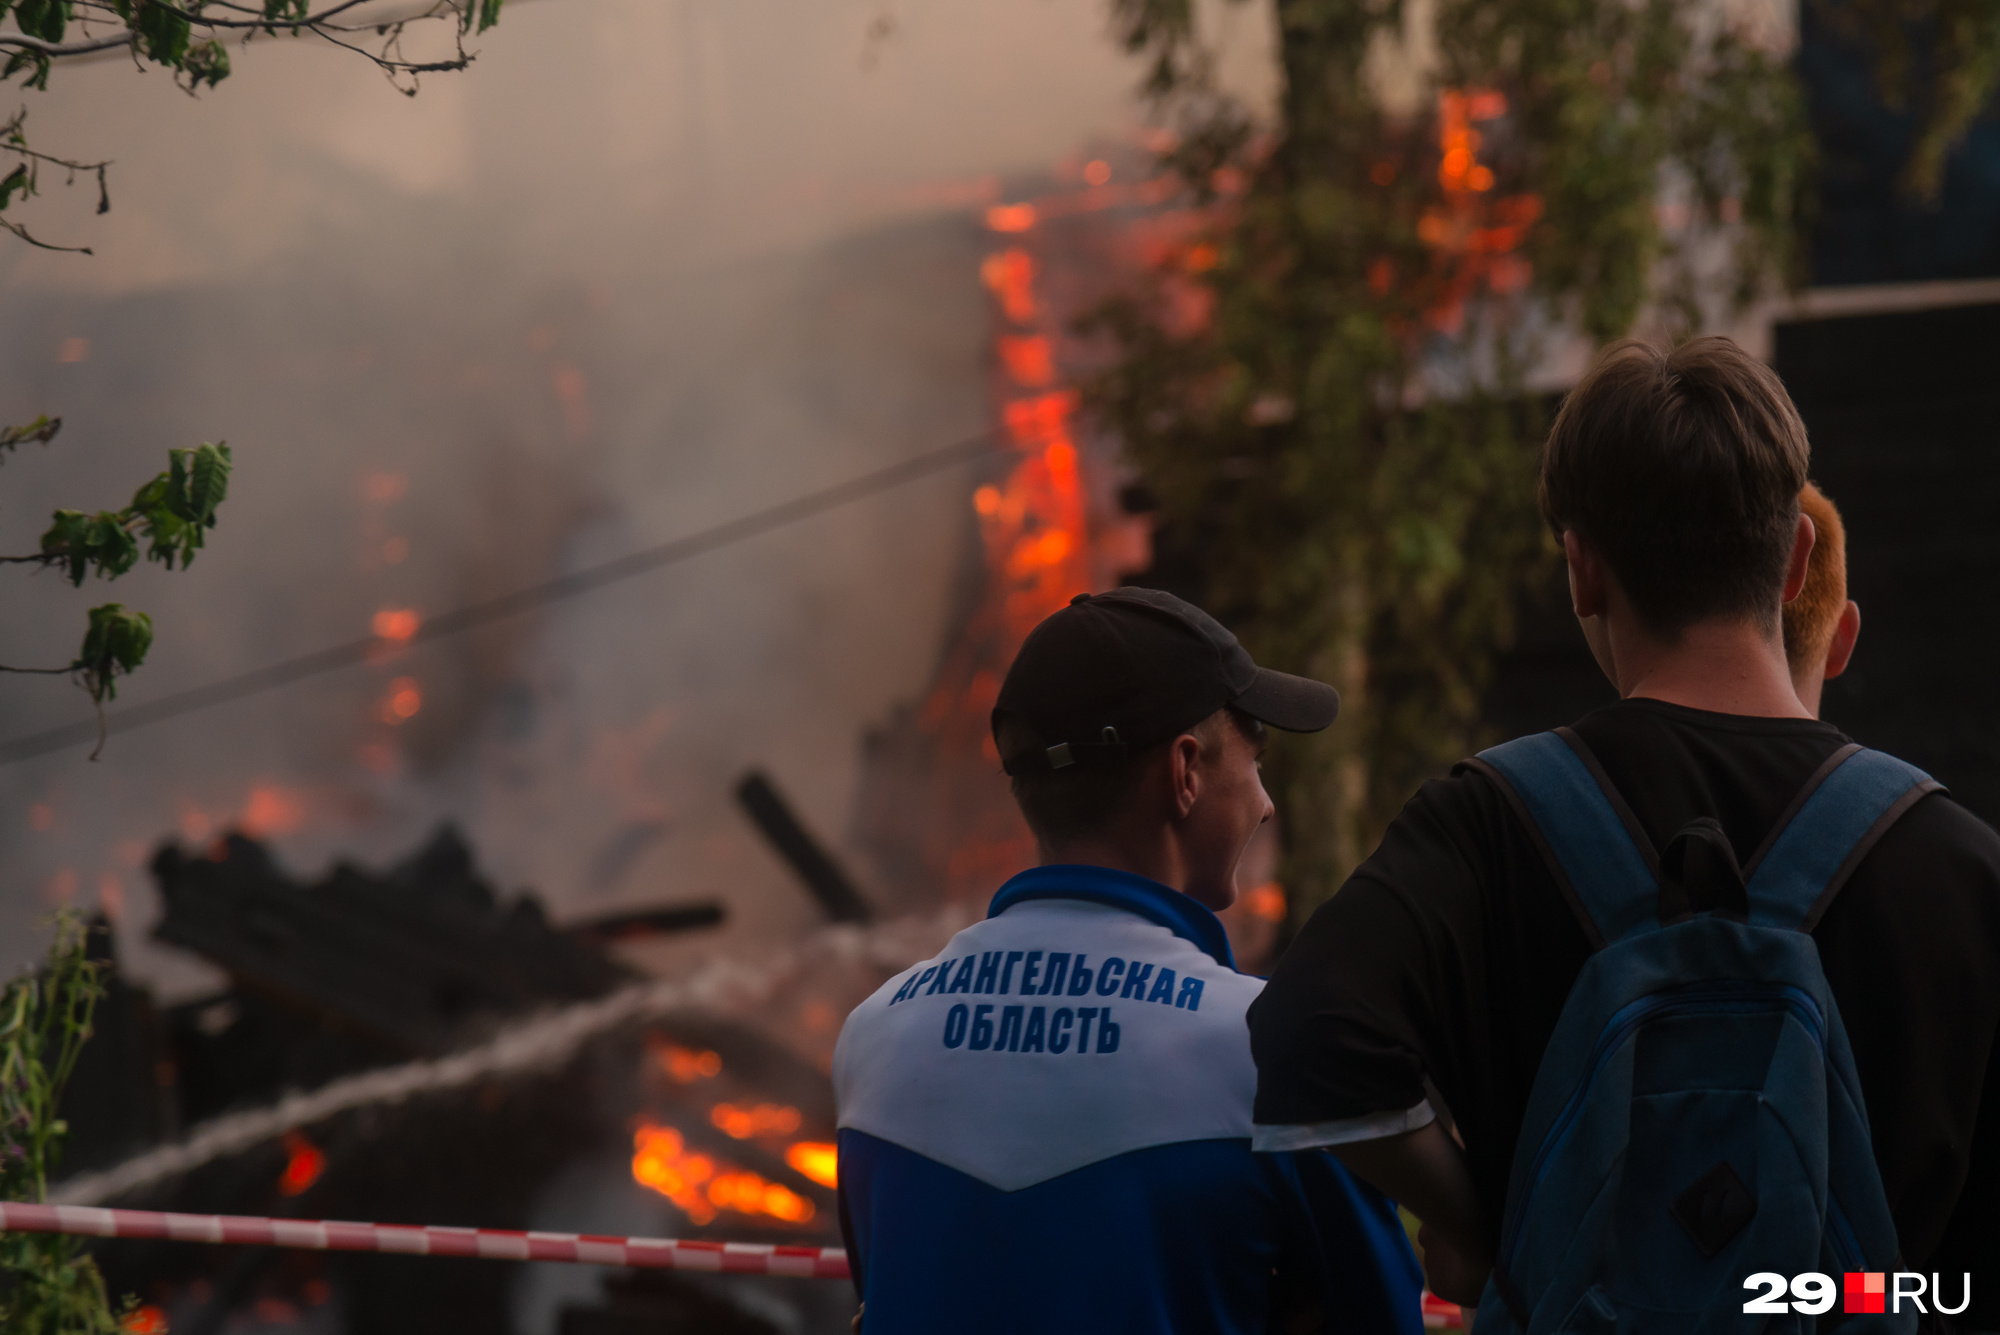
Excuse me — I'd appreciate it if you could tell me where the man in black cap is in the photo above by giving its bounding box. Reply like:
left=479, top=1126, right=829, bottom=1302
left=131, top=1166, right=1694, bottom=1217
left=832, top=588, right=1423, bottom=1335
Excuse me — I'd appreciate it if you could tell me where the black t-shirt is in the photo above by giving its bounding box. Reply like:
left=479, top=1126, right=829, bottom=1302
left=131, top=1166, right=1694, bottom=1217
left=1250, top=698, right=2000, bottom=1323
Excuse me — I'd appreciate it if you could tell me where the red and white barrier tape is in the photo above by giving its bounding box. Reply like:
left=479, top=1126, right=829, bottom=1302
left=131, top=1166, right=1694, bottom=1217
left=0, top=1202, right=849, bottom=1280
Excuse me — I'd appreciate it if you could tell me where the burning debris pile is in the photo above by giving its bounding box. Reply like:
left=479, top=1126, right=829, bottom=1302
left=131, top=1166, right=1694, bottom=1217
left=52, top=810, right=889, bottom=1335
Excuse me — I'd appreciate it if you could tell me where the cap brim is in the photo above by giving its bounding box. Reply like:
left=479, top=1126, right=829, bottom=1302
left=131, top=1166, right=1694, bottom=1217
left=1231, top=667, right=1341, bottom=733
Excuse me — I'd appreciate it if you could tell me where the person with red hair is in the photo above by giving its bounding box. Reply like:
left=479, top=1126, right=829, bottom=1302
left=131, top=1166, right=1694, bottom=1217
left=1783, top=481, right=1862, bottom=718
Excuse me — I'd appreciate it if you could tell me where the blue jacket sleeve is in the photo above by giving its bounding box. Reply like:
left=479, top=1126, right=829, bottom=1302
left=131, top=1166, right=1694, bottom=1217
left=1265, top=1149, right=1426, bottom=1335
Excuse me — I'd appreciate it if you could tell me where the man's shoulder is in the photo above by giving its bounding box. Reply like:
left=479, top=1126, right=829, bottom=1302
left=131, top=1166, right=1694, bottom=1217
left=1850, top=781, right=2000, bottom=892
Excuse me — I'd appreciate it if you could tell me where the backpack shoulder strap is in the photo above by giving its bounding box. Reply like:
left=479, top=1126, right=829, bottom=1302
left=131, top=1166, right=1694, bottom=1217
left=1742, top=745, right=1942, bottom=931
left=1465, top=728, right=1660, bottom=950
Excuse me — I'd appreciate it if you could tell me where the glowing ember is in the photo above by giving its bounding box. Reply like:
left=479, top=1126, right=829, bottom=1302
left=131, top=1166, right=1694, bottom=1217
left=372, top=608, right=421, bottom=642
left=277, top=1130, right=325, bottom=1197
left=786, top=1141, right=839, bottom=1188
left=121, top=1306, right=168, bottom=1335
left=380, top=678, right=423, bottom=724
left=240, top=784, right=306, bottom=839
left=650, top=1039, right=722, bottom=1084
left=985, top=203, right=1037, bottom=233
left=1242, top=882, right=1288, bottom=924
left=630, top=1123, right=815, bottom=1225
left=364, top=472, right=408, bottom=503
left=710, top=1102, right=802, bottom=1140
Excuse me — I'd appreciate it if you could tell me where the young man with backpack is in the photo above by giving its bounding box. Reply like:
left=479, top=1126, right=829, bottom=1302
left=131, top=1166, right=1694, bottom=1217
left=1248, top=338, right=2000, bottom=1330
left=833, top=587, right=1424, bottom=1335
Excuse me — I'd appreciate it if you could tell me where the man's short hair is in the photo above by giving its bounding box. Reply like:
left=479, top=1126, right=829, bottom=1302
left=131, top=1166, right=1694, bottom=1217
left=1539, top=336, right=1811, bottom=636
left=1784, top=482, right=1848, bottom=675
left=1000, top=708, right=1261, bottom=847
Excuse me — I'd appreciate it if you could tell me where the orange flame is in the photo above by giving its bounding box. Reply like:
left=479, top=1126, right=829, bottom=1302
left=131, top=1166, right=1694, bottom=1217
left=980, top=249, right=1038, bottom=323
left=710, top=1102, right=802, bottom=1140
left=786, top=1141, right=839, bottom=1188
left=631, top=1123, right=815, bottom=1225
left=278, top=1131, right=325, bottom=1197
left=997, top=335, right=1055, bottom=387
left=121, top=1307, right=168, bottom=1335
left=1406, top=88, right=1545, bottom=332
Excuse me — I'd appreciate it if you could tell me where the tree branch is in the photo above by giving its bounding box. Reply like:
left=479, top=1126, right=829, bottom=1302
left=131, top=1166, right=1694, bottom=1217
left=0, top=33, right=136, bottom=56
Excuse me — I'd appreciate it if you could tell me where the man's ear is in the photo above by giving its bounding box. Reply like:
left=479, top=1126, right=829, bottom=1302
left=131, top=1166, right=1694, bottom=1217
left=1781, top=513, right=1816, bottom=605
left=1167, top=732, right=1203, bottom=820
left=1564, top=531, right=1606, bottom=619
left=1823, top=600, right=1861, bottom=681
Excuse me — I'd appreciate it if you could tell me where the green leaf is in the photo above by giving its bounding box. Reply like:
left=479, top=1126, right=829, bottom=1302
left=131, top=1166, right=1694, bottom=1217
left=182, top=38, right=231, bottom=88
left=0, top=414, right=60, bottom=454
left=74, top=603, right=152, bottom=701
left=39, top=510, right=138, bottom=585
left=181, top=441, right=231, bottom=525
left=0, top=162, right=29, bottom=212
left=3, top=48, right=55, bottom=91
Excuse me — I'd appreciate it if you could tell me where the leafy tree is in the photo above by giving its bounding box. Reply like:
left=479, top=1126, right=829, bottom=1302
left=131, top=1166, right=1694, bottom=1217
left=0, top=914, right=124, bottom=1334
left=2, top=0, right=506, bottom=249
left=1085, top=0, right=1992, bottom=922
left=1, top=425, right=231, bottom=755
left=2, top=4, right=506, bottom=755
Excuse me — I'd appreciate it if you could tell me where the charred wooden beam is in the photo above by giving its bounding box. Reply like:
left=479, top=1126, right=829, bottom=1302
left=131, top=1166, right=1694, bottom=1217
left=733, top=771, right=873, bottom=924
left=571, top=903, right=725, bottom=943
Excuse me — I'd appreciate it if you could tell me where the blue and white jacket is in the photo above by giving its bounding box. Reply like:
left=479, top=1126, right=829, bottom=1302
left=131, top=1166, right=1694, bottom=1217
left=833, top=864, right=1425, bottom=1335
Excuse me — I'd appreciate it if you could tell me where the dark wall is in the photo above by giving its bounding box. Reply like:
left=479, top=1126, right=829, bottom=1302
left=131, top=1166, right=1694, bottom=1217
left=1801, top=6, right=2000, bottom=285
left=1776, top=300, right=2000, bottom=822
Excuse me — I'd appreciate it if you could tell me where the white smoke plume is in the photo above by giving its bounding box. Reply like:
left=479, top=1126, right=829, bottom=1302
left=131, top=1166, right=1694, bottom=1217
left=0, top=0, right=1274, bottom=1000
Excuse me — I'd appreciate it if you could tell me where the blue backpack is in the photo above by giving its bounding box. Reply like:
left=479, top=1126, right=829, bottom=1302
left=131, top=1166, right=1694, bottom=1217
left=1466, top=728, right=1939, bottom=1334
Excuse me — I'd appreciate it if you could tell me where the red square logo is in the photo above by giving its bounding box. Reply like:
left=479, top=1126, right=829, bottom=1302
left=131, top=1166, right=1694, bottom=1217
left=1844, top=1272, right=1886, bottom=1314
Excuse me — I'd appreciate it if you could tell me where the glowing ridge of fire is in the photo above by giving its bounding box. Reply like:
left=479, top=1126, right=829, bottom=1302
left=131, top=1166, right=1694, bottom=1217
left=630, top=1122, right=815, bottom=1225
left=785, top=1141, right=839, bottom=1189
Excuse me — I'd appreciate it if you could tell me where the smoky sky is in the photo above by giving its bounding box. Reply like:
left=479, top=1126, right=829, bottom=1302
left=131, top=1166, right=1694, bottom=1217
left=0, top=0, right=1275, bottom=997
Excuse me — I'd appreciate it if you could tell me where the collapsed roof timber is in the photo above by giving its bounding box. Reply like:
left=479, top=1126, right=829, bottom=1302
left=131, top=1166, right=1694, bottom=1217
left=56, top=772, right=879, bottom=1335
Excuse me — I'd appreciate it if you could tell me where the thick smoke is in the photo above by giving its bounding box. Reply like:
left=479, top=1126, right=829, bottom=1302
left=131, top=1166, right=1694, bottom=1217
left=0, top=0, right=1274, bottom=996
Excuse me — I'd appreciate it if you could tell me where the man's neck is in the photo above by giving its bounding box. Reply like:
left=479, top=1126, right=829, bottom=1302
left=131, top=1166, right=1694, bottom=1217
left=1599, top=604, right=1811, bottom=719
left=1038, top=832, right=1183, bottom=893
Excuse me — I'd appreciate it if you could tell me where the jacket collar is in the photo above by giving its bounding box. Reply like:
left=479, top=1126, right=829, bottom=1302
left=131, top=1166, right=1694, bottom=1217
left=986, top=864, right=1237, bottom=970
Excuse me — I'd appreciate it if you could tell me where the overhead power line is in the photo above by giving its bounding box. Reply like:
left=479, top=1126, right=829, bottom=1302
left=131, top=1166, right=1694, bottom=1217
left=0, top=429, right=1002, bottom=766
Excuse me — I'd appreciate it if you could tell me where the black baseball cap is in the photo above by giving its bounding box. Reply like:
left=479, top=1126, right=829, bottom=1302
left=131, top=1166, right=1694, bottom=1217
left=992, top=587, right=1341, bottom=775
